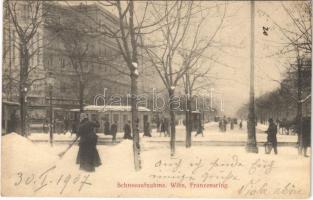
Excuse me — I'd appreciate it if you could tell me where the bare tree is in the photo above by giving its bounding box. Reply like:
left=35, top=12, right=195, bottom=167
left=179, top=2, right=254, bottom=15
left=5, top=0, right=47, bottom=136
left=144, top=1, right=195, bottom=156
left=179, top=3, right=226, bottom=148
left=145, top=1, right=227, bottom=155
left=49, top=19, right=95, bottom=112
left=258, top=1, right=311, bottom=152
left=61, top=0, right=173, bottom=170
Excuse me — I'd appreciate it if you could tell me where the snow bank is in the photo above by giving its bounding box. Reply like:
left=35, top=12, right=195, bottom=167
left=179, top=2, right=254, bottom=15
left=2, top=133, right=57, bottom=175
left=2, top=133, right=60, bottom=195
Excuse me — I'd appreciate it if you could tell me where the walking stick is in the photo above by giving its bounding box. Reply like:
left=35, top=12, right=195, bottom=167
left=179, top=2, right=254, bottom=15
left=58, top=136, right=79, bottom=159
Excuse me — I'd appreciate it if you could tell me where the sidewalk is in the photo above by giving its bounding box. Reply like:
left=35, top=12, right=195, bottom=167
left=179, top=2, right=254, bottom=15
left=28, top=122, right=298, bottom=146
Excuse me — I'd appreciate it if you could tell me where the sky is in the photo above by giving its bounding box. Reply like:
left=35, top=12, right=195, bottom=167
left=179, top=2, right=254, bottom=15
left=54, top=1, right=309, bottom=116
left=194, top=1, right=307, bottom=116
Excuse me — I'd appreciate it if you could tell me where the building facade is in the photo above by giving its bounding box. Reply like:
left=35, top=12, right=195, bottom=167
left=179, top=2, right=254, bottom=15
left=2, top=2, right=134, bottom=132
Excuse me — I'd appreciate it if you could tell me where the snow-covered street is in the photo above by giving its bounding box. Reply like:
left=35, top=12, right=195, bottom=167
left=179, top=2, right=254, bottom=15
left=2, top=122, right=310, bottom=198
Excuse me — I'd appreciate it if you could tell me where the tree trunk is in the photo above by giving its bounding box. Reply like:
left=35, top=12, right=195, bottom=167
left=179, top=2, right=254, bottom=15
left=296, top=56, right=303, bottom=154
left=19, top=89, right=26, bottom=136
left=185, top=97, right=192, bottom=148
left=19, top=45, right=29, bottom=137
left=131, top=73, right=141, bottom=170
left=128, top=0, right=141, bottom=170
left=169, top=89, right=176, bottom=156
left=79, top=81, right=84, bottom=112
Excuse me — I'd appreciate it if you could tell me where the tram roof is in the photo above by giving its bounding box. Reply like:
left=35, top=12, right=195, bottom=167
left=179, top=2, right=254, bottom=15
left=70, top=105, right=151, bottom=112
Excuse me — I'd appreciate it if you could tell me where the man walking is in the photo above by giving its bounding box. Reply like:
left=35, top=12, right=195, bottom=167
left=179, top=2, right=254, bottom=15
left=265, top=118, right=278, bottom=154
left=111, top=121, right=118, bottom=143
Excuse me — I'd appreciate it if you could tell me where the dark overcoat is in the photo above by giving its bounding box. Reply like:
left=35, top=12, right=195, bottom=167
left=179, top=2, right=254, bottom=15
left=266, top=123, right=277, bottom=145
left=76, top=119, right=101, bottom=172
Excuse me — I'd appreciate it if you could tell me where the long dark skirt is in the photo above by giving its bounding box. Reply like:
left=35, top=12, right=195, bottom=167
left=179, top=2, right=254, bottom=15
left=76, top=144, right=101, bottom=172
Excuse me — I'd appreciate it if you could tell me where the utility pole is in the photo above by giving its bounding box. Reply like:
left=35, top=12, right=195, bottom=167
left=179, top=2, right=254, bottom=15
left=246, top=0, right=258, bottom=153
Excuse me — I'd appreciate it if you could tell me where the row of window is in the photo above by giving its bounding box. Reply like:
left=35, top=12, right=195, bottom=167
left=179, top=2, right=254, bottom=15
left=4, top=30, right=41, bottom=70
left=46, top=55, right=114, bottom=72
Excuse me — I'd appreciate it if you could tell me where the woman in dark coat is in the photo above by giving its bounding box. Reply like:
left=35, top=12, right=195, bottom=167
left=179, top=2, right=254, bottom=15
left=76, top=113, right=101, bottom=172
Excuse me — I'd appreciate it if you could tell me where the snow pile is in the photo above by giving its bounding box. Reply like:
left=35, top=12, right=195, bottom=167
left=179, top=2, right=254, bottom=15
left=2, top=133, right=57, bottom=175
left=2, top=133, right=59, bottom=195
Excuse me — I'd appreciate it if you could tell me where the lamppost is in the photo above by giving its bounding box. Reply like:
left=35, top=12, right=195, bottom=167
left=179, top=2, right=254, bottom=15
left=246, top=0, right=258, bottom=153
left=47, top=76, right=55, bottom=146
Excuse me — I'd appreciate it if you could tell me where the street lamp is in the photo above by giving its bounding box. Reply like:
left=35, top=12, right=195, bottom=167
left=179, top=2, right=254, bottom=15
left=47, top=76, right=55, bottom=146
left=246, top=0, right=258, bottom=153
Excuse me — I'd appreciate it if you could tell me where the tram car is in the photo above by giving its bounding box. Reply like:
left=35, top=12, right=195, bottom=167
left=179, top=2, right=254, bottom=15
left=69, top=105, right=152, bottom=133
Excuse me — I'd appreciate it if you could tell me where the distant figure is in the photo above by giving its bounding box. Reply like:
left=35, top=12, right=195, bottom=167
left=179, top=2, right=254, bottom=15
left=195, top=124, right=204, bottom=137
left=160, top=119, right=166, bottom=137
left=63, top=116, right=69, bottom=134
left=123, top=120, right=133, bottom=140
left=111, top=121, right=118, bottom=143
left=230, top=120, right=234, bottom=130
left=219, top=120, right=222, bottom=132
left=156, top=118, right=160, bottom=133
left=104, top=118, right=111, bottom=135
left=143, top=122, right=152, bottom=137
left=76, top=113, right=101, bottom=172
left=265, top=118, right=278, bottom=155
left=239, top=120, right=243, bottom=129
left=222, top=116, right=227, bottom=132
left=164, top=118, right=170, bottom=137
left=71, top=119, right=78, bottom=136
left=43, top=119, right=49, bottom=133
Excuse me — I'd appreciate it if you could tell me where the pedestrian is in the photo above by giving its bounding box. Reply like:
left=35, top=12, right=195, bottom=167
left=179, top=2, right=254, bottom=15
left=265, top=118, right=278, bottom=155
left=104, top=118, right=111, bottom=136
left=219, top=120, right=222, bottom=132
left=123, top=120, right=133, bottom=139
left=230, top=120, right=234, bottom=130
left=239, top=120, right=243, bottom=129
left=143, top=121, right=152, bottom=137
left=160, top=119, right=166, bottom=137
left=63, top=116, right=69, bottom=134
left=164, top=118, right=170, bottom=137
left=111, top=121, right=118, bottom=143
left=222, top=116, right=227, bottom=132
left=43, top=119, right=49, bottom=133
left=156, top=118, right=160, bottom=133
left=76, top=113, right=101, bottom=172
left=71, top=119, right=78, bottom=136
left=195, top=124, right=204, bottom=137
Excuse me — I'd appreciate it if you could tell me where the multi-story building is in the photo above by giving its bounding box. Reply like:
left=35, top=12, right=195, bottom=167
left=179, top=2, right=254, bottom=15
left=2, top=2, right=149, bottom=133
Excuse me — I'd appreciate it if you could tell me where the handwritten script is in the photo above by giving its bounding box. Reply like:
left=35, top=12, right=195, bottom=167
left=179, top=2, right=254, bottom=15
left=14, top=165, right=92, bottom=194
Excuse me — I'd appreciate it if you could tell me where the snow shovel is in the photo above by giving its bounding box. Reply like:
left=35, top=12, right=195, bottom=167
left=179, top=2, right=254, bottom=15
left=58, top=136, right=79, bottom=159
